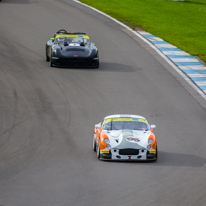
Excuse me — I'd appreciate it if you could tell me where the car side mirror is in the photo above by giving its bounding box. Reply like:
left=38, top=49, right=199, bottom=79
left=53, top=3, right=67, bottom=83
left=51, top=37, right=55, bottom=42
left=150, top=125, right=156, bottom=129
left=95, top=124, right=101, bottom=129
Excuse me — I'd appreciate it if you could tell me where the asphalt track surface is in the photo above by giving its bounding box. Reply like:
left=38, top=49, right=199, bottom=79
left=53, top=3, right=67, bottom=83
left=1, top=0, right=206, bottom=205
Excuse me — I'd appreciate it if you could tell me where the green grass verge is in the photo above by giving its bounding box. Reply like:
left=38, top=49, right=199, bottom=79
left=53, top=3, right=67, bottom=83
left=79, top=0, right=206, bottom=63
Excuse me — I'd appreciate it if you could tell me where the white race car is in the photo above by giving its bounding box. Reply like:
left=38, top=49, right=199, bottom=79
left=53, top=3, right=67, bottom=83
left=93, top=114, right=157, bottom=161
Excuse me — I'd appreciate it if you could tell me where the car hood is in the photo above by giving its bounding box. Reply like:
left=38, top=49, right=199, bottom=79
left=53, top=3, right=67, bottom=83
left=63, top=46, right=90, bottom=56
left=103, top=129, right=151, bottom=150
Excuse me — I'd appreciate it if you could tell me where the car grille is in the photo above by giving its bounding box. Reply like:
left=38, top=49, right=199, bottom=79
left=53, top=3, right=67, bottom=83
left=119, top=149, right=139, bottom=155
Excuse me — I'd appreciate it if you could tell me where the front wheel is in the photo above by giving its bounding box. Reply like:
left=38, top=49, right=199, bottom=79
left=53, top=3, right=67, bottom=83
left=96, top=143, right=100, bottom=159
left=94, top=61, right=99, bottom=68
left=46, top=46, right=50, bottom=62
left=50, top=53, right=53, bottom=67
left=155, top=145, right=158, bottom=160
left=93, top=133, right=96, bottom=152
left=46, top=54, right=50, bottom=62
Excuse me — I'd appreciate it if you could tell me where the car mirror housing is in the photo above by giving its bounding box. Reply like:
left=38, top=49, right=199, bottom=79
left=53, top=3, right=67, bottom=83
left=51, top=37, right=55, bottom=42
left=95, top=124, right=101, bottom=129
left=150, top=125, right=156, bottom=129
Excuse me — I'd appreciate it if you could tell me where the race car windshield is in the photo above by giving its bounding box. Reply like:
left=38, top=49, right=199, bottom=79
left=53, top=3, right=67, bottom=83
left=55, top=37, right=90, bottom=44
left=102, top=118, right=149, bottom=131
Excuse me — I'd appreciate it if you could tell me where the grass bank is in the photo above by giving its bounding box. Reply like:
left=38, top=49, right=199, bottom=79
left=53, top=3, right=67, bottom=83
left=79, top=0, right=206, bottom=63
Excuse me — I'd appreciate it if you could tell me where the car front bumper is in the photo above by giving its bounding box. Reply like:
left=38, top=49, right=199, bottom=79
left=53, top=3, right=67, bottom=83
left=99, top=149, right=157, bottom=161
left=52, top=56, right=99, bottom=67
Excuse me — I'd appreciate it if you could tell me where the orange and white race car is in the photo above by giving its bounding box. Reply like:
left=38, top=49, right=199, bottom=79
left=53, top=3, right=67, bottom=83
left=93, top=114, right=157, bottom=161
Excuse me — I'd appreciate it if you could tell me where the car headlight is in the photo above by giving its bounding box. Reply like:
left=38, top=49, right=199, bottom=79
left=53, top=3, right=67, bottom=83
left=147, top=145, right=151, bottom=150
left=148, top=139, right=153, bottom=144
left=107, top=144, right=111, bottom=150
left=104, top=138, right=110, bottom=144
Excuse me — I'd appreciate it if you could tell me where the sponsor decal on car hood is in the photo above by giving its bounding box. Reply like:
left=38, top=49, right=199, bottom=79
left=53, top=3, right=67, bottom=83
left=104, top=129, right=150, bottom=150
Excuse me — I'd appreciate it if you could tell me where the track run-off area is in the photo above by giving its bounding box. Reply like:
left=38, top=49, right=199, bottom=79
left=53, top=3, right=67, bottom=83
left=0, top=0, right=206, bottom=205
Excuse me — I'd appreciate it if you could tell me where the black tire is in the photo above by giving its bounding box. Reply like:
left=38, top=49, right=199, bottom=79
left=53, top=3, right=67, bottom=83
left=95, top=62, right=99, bottom=68
left=46, top=45, right=50, bottom=62
left=153, top=145, right=158, bottom=161
left=46, top=52, right=50, bottom=62
left=155, top=145, right=158, bottom=160
left=50, top=52, right=53, bottom=67
left=96, top=142, right=100, bottom=159
left=93, top=133, right=96, bottom=152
